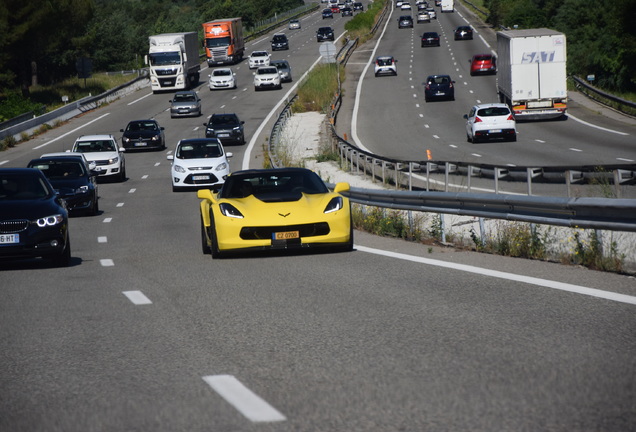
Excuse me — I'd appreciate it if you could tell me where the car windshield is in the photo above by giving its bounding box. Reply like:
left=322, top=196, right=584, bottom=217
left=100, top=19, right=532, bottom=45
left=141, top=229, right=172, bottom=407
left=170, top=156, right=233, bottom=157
left=213, top=69, right=232, bottom=76
left=30, top=161, right=86, bottom=179
left=257, top=68, right=278, bottom=75
left=221, top=170, right=328, bottom=199
left=127, top=121, right=158, bottom=131
left=176, top=141, right=223, bottom=159
left=271, top=61, right=287, bottom=69
left=429, top=76, right=450, bottom=84
left=252, top=52, right=267, bottom=57
left=210, top=115, right=237, bottom=126
left=0, top=172, right=50, bottom=200
left=173, top=93, right=196, bottom=102
left=477, top=107, right=511, bottom=117
left=75, top=140, right=116, bottom=152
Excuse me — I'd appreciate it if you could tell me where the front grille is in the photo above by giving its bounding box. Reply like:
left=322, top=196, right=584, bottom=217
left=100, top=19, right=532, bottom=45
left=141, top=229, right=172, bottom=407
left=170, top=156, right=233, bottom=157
left=240, top=222, right=330, bottom=240
left=184, top=173, right=219, bottom=185
left=211, top=48, right=229, bottom=61
left=0, top=219, right=29, bottom=234
left=156, top=68, right=177, bottom=76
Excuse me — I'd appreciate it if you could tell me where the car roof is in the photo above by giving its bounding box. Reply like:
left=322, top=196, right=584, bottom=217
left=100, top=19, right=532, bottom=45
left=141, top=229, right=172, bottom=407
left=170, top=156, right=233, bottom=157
left=177, top=138, right=223, bottom=146
left=0, top=167, right=45, bottom=175
left=473, top=103, right=509, bottom=109
left=29, top=156, right=85, bottom=164
left=75, top=134, right=115, bottom=141
left=174, top=90, right=196, bottom=95
left=377, top=55, right=394, bottom=60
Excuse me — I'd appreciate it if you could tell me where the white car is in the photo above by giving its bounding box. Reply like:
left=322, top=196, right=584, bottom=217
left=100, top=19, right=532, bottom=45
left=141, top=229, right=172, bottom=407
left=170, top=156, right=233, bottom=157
left=417, top=11, right=431, bottom=22
left=254, top=66, right=282, bottom=90
left=374, top=56, right=398, bottom=77
left=248, top=50, right=271, bottom=69
left=208, top=68, right=237, bottom=90
left=71, top=134, right=126, bottom=181
left=400, top=2, right=412, bottom=10
left=464, top=103, right=517, bottom=143
left=167, top=138, right=232, bottom=192
left=426, top=7, right=436, bottom=18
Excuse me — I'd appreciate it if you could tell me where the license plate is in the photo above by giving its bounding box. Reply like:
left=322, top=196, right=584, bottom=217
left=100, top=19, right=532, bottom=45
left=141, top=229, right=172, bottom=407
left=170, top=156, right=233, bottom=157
left=192, top=175, right=210, bottom=181
left=218, top=133, right=230, bottom=138
left=489, top=129, right=502, bottom=133
left=273, top=231, right=299, bottom=240
left=134, top=142, right=147, bottom=147
left=0, top=234, right=19, bottom=244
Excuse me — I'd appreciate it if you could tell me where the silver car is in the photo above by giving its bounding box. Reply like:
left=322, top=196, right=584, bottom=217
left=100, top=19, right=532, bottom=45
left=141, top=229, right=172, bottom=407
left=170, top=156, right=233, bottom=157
left=169, top=91, right=201, bottom=118
left=270, top=59, right=292, bottom=83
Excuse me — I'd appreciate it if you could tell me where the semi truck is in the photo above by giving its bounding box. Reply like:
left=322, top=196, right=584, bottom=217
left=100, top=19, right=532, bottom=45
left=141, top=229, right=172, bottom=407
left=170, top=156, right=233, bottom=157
left=441, top=0, right=454, bottom=12
left=496, top=28, right=567, bottom=120
left=202, top=18, right=245, bottom=66
left=146, top=32, right=200, bottom=93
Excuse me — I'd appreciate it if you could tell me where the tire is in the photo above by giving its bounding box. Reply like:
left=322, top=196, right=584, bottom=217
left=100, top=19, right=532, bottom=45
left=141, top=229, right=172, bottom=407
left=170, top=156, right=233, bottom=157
left=88, top=196, right=99, bottom=216
left=50, top=234, right=71, bottom=267
left=201, top=217, right=211, bottom=254
left=119, top=165, right=126, bottom=182
left=209, top=219, right=222, bottom=259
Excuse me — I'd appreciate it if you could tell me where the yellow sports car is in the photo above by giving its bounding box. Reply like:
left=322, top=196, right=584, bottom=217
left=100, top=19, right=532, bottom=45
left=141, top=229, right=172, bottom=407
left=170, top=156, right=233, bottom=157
left=197, top=167, right=353, bottom=257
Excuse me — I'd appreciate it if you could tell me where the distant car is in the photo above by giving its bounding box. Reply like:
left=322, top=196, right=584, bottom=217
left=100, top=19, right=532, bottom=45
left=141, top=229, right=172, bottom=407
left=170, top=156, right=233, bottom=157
left=288, top=19, right=301, bottom=30
left=208, top=67, right=237, bottom=90
left=400, top=2, right=412, bottom=10
left=248, top=50, right=271, bottom=69
left=425, top=7, right=436, bottom=18
left=204, top=113, right=245, bottom=145
left=197, top=167, right=353, bottom=258
left=395, top=0, right=404, bottom=7
left=71, top=134, right=126, bottom=182
left=0, top=168, right=71, bottom=266
left=27, top=155, right=99, bottom=216
left=316, top=26, right=335, bottom=42
left=374, top=56, right=398, bottom=77
left=271, top=33, right=289, bottom=51
left=341, top=6, right=353, bottom=16
left=330, top=4, right=340, bottom=12
left=464, top=103, right=517, bottom=143
left=169, top=90, right=201, bottom=118
left=322, top=8, right=334, bottom=18
left=454, top=26, right=473, bottom=40
left=417, top=10, right=431, bottom=23
left=167, top=138, right=232, bottom=192
left=270, top=59, right=293, bottom=82
left=424, top=74, right=455, bottom=101
left=120, top=119, right=166, bottom=151
left=398, top=15, right=414, bottom=28
left=435, top=0, right=441, bottom=5
left=469, top=54, right=497, bottom=75
left=254, top=66, right=282, bottom=91
left=353, top=2, right=364, bottom=10
left=421, top=31, right=440, bottom=47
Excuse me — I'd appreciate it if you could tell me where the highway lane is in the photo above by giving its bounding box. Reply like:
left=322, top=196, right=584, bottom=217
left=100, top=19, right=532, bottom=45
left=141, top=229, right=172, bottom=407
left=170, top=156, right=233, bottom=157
left=2, top=3, right=636, bottom=431
left=354, top=4, right=636, bottom=168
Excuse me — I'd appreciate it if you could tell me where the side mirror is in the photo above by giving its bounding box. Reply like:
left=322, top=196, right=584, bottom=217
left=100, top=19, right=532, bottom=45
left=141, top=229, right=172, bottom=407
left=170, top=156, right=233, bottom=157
left=120, top=128, right=124, bottom=132
left=226, top=152, right=233, bottom=158
left=167, top=155, right=174, bottom=161
left=334, top=182, right=350, bottom=193
left=463, top=114, right=469, bottom=119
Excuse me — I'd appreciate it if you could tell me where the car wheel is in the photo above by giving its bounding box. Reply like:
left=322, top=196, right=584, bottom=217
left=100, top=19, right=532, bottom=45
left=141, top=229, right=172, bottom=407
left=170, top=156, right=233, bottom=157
left=201, top=217, right=211, bottom=254
left=119, top=165, right=126, bottom=182
left=89, top=196, right=99, bottom=216
left=466, top=133, right=472, bottom=143
left=209, top=220, right=222, bottom=259
left=50, top=234, right=71, bottom=267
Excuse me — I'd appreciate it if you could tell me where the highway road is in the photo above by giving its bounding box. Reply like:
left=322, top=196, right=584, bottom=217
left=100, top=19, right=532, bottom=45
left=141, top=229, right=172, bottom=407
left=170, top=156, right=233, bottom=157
left=1, top=2, right=636, bottom=431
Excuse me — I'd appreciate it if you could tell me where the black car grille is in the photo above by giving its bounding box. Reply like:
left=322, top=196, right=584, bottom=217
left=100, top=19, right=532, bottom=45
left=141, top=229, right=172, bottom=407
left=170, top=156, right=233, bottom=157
left=240, top=222, right=330, bottom=240
left=0, top=219, right=29, bottom=234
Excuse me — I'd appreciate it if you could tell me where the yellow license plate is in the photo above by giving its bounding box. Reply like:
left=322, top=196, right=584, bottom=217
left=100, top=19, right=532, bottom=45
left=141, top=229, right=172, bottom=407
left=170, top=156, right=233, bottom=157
left=273, top=231, right=299, bottom=240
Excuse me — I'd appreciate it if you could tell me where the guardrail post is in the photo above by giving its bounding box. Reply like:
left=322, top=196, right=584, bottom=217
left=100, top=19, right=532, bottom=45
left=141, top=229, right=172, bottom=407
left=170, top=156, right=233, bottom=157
left=426, top=162, right=431, bottom=191
left=526, top=168, right=542, bottom=196
left=372, top=158, right=376, bottom=183
left=382, top=161, right=386, bottom=185
left=409, top=162, right=413, bottom=191
left=394, top=163, right=399, bottom=190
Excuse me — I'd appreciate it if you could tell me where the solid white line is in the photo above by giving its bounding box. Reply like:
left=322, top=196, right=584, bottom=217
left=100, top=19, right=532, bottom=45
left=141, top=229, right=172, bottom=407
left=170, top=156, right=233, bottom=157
left=203, top=375, right=286, bottom=423
left=356, top=245, right=636, bottom=305
left=123, top=290, right=152, bottom=305
left=127, top=92, right=153, bottom=106
left=567, top=113, right=630, bottom=135
left=34, top=113, right=111, bottom=150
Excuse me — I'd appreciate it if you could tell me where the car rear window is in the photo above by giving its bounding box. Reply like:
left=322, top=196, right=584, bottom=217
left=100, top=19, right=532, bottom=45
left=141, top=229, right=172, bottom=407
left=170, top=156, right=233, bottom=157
left=478, top=107, right=511, bottom=117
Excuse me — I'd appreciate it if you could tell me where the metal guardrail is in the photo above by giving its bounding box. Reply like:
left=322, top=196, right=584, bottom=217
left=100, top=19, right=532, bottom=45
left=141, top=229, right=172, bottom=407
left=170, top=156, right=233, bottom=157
left=572, top=76, right=636, bottom=114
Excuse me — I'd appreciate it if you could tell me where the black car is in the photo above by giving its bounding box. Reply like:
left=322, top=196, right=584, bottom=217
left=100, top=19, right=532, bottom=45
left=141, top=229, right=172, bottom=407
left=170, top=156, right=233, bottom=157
left=270, top=33, right=289, bottom=51
left=316, top=26, right=335, bottom=42
left=353, top=2, right=364, bottom=10
left=424, top=74, right=455, bottom=101
left=0, top=168, right=71, bottom=266
left=421, top=31, right=440, bottom=47
left=341, top=7, right=353, bottom=16
left=398, top=15, right=414, bottom=28
left=120, top=119, right=165, bottom=151
left=27, top=156, right=99, bottom=216
left=204, top=113, right=246, bottom=145
left=322, top=8, right=333, bottom=18
left=454, top=26, right=473, bottom=40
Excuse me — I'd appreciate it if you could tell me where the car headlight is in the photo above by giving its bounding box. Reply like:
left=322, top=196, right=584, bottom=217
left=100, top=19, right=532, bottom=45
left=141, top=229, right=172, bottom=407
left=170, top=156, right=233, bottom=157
left=233, top=126, right=241, bottom=131
left=324, top=196, right=343, bottom=213
left=174, top=165, right=186, bottom=173
left=34, top=214, right=64, bottom=227
left=215, top=162, right=228, bottom=172
left=219, top=203, right=244, bottom=219
left=75, top=185, right=89, bottom=194
left=122, top=137, right=130, bottom=142
left=151, top=135, right=160, bottom=141
left=108, top=157, right=119, bottom=164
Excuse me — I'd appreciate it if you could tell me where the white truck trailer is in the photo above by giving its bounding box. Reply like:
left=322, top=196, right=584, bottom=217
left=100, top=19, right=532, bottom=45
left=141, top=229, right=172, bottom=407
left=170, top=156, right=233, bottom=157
left=146, top=32, right=201, bottom=93
left=441, top=0, right=454, bottom=12
left=496, top=28, right=567, bottom=120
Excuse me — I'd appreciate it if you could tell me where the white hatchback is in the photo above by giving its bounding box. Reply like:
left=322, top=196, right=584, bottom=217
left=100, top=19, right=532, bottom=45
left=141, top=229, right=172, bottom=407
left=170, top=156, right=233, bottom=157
left=248, top=50, right=271, bottom=69
left=167, top=138, right=232, bottom=192
left=208, top=68, right=237, bottom=90
left=71, top=135, right=126, bottom=181
left=254, top=66, right=282, bottom=90
left=464, top=103, right=517, bottom=143
left=374, top=56, right=398, bottom=77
